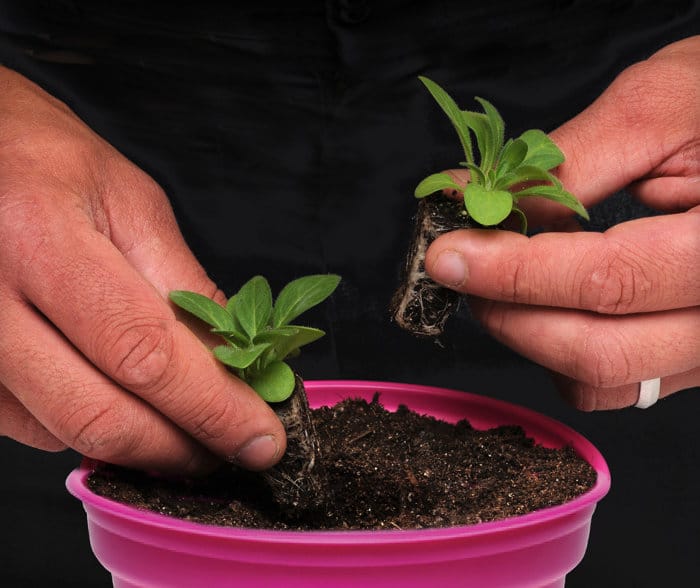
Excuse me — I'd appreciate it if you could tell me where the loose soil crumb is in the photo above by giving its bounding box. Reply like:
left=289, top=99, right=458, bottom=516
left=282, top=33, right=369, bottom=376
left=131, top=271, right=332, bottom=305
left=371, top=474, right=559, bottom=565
left=88, top=396, right=596, bottom=530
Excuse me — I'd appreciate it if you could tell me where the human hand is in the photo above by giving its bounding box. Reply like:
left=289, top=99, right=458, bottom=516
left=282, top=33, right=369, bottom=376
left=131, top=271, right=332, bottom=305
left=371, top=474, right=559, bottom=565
left=0, top=67, right=286, bottom=471
left=425, top=36, right=700, bottom=410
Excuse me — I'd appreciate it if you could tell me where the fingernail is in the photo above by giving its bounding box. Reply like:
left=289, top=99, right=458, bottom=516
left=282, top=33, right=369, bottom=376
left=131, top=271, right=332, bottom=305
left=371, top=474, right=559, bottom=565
left=431, top=250, right=467, bottom=287
left=233, top=435, right=280, bottom=471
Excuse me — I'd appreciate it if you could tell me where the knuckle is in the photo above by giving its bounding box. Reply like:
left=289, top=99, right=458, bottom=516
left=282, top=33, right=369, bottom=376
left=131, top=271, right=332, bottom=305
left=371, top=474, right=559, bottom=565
left=60, top=400, right=140, bottom=458
left=180, top=383, right=241, bottom=444
left=495, top=253, right=538, bottom=304
left=495, top=255, right=522, bottom=301
left=579, top=240, right=652, bottom=314
left=100, top=315, right=176, bottom=391
left=573, top=323, right=634, bottom=388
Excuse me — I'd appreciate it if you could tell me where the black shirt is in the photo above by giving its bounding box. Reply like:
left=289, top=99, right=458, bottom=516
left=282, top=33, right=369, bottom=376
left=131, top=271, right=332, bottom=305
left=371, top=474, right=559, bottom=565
left=0, top=2, right=698, bottom=586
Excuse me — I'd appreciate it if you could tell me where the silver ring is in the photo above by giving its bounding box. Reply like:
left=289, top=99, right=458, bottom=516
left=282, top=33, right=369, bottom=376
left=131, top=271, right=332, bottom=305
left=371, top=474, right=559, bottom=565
left=635, top=378, right=661, bottom=409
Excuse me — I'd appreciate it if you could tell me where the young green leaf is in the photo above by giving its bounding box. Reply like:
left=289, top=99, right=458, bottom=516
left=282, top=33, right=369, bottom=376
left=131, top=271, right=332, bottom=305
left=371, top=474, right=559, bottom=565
left=169, top=291, right=236, bottom=331
left=463, top=162, right=486, bottom=186
left=256, top=325, right=326, bottom=363
left=518, top=129, right=565, bottom=170
left=235, top=275, right=273, bottom=339
left=225, top=293, right=237, bottom=315
left=513, top=185, right=590, bottom=220
left=418, top=76, right=474, bottom=165
left=494, top=164, right=562, bottom=192
left=213, top=342, right=271, bottom=370
left=248, top=360, right=296, bottom=403
left=462, top=110, right=493, bottom=172
left=463, top=183, right=513, bottom=226
left=496, top=138, right=528, bottom=176
left=474, top=96, right=505, bottom=170
left=273, top=274, right=340, bottom=328
left=210, top=328, right=249, bottom=347
left=415, top=173, right=462, bottom=198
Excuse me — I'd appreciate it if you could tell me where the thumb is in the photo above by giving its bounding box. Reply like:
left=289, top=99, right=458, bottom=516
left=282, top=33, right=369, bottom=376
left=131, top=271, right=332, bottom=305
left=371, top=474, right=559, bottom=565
left=527, top=37, right=700, bottom=222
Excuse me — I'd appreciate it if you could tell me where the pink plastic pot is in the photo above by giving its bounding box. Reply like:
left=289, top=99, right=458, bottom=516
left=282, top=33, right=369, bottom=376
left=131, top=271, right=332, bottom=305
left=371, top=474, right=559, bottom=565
left=67, top=380, right=610, bottom=588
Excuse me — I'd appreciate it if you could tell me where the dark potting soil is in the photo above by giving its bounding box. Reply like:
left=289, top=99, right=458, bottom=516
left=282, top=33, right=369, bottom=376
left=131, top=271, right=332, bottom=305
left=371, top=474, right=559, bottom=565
left=88, top=396, right=596, bottom=531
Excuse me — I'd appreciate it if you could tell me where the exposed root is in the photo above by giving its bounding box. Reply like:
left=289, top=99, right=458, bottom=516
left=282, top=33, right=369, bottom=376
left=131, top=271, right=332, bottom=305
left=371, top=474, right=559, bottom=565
left=391, top=194, right=474, bottom=337
left=262, top=375, right=329, bottom=515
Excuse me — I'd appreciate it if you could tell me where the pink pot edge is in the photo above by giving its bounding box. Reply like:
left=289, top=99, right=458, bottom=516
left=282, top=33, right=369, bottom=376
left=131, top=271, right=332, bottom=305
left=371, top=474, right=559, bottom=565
left=66, top=379, right=611, bottom=544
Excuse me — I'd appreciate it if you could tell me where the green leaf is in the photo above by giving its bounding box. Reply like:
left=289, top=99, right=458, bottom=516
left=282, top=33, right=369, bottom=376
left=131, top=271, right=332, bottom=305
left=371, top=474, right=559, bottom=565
left=256, top=325, right=325, bottom=362
left=462, top=110, right=493, bottom=172
left=213, top=342, right=271, bottom=369
left=225, top=294, right=237, bottom=315
left=463, top=183, right=514, bottom=226
left=169, top=291, right=236, bottom=331
left=496, top=138, right=528, bottom=176
left=464, top=162, right=486, bottom=186
left=512, top=185, right=590, bottom=220
left=273, top=274, right=340, bottom=328
left=519, top=129, right=565, bottom=170
left=235, top=276, right=273, bottom=339
left=475, top=96, right=505, bottom=169
left=211, top=328, right=249, bottom=347
left=419, top=76, right=474, bottom=165
left=248, top=361, right=296, bottom=403
left=511, top=206, right=529, bottom=235
left=414, top=173, right=462, bottom=198
left=494, top=164, right=562, bottom=191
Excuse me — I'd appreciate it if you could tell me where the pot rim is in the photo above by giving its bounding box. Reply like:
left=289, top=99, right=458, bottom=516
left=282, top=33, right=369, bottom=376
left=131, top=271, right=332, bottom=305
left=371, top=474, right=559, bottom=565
left=67, top=379, right=610, bottom=545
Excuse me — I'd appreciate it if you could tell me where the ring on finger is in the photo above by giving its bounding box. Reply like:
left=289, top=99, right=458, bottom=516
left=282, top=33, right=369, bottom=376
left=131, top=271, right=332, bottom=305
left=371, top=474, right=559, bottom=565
left=635, top=378, right=661, bottom=409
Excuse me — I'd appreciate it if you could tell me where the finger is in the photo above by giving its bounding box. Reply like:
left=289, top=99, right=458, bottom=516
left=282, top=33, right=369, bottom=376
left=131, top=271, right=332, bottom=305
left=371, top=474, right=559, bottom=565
left=95, top=161, right=228, bottom=347
left=0, top=381, right=67, bottom=452
left=524, top=39, right=700, bottom=226
left=9, top=212, right=286, bottom=471
left=0, top=297, right=221, bottom=473
left=97, top=160, right=227, bottom=303
left=551, top=47, right=699, bottom=207
left=426, top=210, right=700, bottom=314
left=629, top=179, right=700, bottom=212
left=468, top=298, right=700, bottom=389
left=553, top=367, right=700, bottom=412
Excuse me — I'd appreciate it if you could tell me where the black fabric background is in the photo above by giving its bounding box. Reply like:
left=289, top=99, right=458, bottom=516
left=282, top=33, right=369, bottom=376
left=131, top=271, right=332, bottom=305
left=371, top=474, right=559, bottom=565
left=0, top=1, right=698, bottom=585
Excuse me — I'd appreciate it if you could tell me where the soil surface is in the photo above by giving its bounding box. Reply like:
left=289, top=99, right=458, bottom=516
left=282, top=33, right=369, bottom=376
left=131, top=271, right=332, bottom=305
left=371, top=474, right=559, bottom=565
left=88, top=395, right=596, bottom=530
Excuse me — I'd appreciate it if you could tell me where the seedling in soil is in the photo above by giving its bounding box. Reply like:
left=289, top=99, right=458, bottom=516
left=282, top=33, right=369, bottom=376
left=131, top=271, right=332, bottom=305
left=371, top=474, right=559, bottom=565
left=170, top=274, right=340, bottom=513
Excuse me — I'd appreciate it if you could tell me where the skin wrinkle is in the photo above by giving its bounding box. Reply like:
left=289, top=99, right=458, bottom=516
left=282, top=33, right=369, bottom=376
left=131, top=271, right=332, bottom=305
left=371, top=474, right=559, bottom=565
left=574, top=316, right=623, bottom=388
left=496, top=252, right=523, bottom=303
left=4, top=321, right=134, bottom=455
left=61, top=401, right=122, bottom=456
left=108, top=316, right=176, bottom=391
left=183, top=379, right=246, bottom=444
left=584, top=238, right=648, bottom=315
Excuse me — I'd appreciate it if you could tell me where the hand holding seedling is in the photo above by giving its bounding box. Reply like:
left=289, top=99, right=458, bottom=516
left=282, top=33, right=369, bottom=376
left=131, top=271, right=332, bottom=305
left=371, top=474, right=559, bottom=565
left=414, top=77, right=589, bottom=233
left=426, top=37, right=700, bottom=409
left=0, top=67, right=284, bottom=473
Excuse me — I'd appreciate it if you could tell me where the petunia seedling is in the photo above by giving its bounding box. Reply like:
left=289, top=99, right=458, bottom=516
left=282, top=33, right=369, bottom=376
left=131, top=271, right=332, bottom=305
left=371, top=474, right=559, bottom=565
left=414, top=76, right=588, bottom=233
left=170, top=274, right=340, bottom=403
